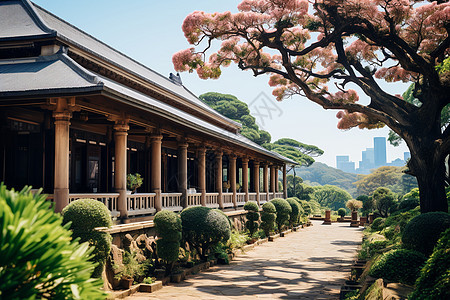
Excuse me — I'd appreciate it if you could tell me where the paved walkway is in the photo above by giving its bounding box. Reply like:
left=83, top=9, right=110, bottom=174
left=127, top=220, right=363, bottom=299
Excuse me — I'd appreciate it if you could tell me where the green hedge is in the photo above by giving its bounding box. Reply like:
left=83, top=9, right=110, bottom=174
left=371, top=217, right=385, bottom=231
left=180, top=206, right=231, bottom=260
left=270, top=198, right=292, bottom=233
left=244, top=201, right=259, bottom=236
left=286, top=198, right=302, bottom=227
left=260, top=202, right=276, bottom=236
left=154, top=210, right=182, bottom=265
left=0, top=184, right=105, bottom=299
left=369, top=249, right=426, bottom=285
left=62, top=199, right=112, bottom=278
left=402, top=212, right=450, bottom=255
left=410, top=228, right=450, bottom=299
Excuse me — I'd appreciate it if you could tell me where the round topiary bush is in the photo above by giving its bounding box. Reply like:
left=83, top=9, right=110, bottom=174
left=286, top=198, right=301, bottom=227
left=409, top=228, right=450, bottom=299
left=244, top=201, right=259, bottom=236
left=298, top=199, right=312, bottom=216
left=0, top=185, right=105, bottom=299
left=369, top=249, right=427, bottom=285
left=270, top=198, right=292, bottom=233
left=337, top=208, right=347, bottom=218
left=260, top=202, right=276, bottom=236
left=154, top=210, right=182, bottom=266
left=402, top=212, right=450, bottom=255
left=371, top=217, right=385, bottom=231
left=180, top=206, right=231, bottom=260
left=62, top=199, right=112, bottom=278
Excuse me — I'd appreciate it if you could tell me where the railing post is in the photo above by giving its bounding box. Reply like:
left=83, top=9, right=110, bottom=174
left=114, top=120, right=129, bottom=219
left=263, top=163, right=269, bottom=201
left=215, top=151, right=223, bottom=209
left=151, top=134, right=163, bottom=211
left=230, top=154, right=237, bottom=208
left=178, top=140, right=188, bottom=208
left=253, top=161, right=260, bottom=205
left=53, top=98, right=73, bottom=212
left=198, top=147, right=206, bottom=206
left=242, top=157, right=249, bottom=203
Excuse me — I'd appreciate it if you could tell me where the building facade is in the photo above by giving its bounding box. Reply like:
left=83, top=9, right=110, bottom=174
left=0, top=0, right=295, bottom=222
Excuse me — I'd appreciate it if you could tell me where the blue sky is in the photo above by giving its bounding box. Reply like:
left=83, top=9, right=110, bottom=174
left=32, top=0, right=410, bottom=168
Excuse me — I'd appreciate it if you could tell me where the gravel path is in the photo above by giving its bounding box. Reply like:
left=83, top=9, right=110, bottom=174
left=126, top=220, right=363, bottom=299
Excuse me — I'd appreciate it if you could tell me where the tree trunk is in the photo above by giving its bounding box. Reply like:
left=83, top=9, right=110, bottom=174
left=408, top=140, right=448, bottom=213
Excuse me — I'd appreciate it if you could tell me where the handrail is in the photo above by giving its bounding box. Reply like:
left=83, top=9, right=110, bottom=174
left=162, top=193, right=183, bottom=212
left=205, top=192, right=219, bottom=208
left=126, top=193, right=156, bottom=216
left=68, top=193, right=120, bottom=216
left=222, top=192, right=234, bottom=208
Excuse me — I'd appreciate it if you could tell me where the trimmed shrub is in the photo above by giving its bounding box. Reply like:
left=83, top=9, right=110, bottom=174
left=286, top=198, right=301, bottom=227
left=0, top=184, right=105, bottom=299
left=244, top=201, right=259, bottom=236
left=402, top=212, right=450, bottom=255
left=298, top=199, right=312, bottom=216
left=371, top=217, right=385, bottom=231
left=63, top=198, right=112, bottom=278
left=410, top=228, right=450, bottom=299
left=154, top=210, right=182, bottom=266
left=398, top=198, right=419, bottom=212
left=180, top=206, right=231, bottom=260
left=337, top=208, right=346, bottom=218
left=369, top=249, right=427, bottom=285
left=260, top=202, right=276, bottom=236
left=270, top=198, right=292, bottom=233
left=383, top=207, right=420, bottom=233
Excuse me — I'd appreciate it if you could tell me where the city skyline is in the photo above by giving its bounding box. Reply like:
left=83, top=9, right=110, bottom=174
left=336, top=137, right=410, bottom=174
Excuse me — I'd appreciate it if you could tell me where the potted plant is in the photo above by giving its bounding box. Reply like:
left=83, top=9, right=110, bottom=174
left=236, top=183, right=241, bottom=192
left=223, top=181, right=230, bottom=193
left=127, top=173, right=143, bottom=194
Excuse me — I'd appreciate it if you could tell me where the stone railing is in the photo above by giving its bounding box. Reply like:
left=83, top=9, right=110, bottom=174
left=275, top=192, right=284, bottom=199
left=268, top=193, right=276, bottom=201
left=162, top=193, right=183, bottom=212
left=187, top=193, right=202, bottom=207
left=222, top=192, right=234, bottom=208
left=248, top=192, right=257, bottom=202
left=205, top=192, right=219, bottom=208
left=236, top=192, right=246, bottom=206
left=68, top=193, right=120, bottom=216
left=126, top=193, right=156, bottom=217
left=259, top=193, right=268, bottom=204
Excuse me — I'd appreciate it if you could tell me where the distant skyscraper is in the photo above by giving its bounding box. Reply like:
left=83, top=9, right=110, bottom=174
left=336, top=155, right=356, bottom=173
left=374, top=137, right=387, bottom=167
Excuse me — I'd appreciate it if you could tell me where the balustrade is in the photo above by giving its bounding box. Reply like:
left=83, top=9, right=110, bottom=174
left=162, top=193, right=183, bottom=212
left=68, top=193, right=120, bottom=216
left=187, top=193, right=202, bottom=207
left=222, top=192, right=234, bottom=208
left=126, top=193, right=156, bottom=216
left=236, top=192, right=246, bottom=206
left=205, top=192, right=219, bottom=208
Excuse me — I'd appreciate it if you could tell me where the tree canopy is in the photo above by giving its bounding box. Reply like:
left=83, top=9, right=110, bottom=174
left=200, top=92, right=323, bottom=166
left=313, top=184, right=352, bottom=211
left=174, top=0, right=450, bottom=212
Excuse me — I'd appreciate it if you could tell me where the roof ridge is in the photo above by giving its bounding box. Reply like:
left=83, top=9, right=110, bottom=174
left=21, top=0, right=55, bottom=34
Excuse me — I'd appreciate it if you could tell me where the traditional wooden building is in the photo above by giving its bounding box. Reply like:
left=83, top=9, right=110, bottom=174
left=0, top=0, right=295, bottom=221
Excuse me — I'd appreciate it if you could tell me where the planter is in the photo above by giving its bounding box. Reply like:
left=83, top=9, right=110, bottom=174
left=139, top=281, right=163, bottom=293
left=246, top=238, right=258, bottom=244
left=120, top=277, right=134, bottom=289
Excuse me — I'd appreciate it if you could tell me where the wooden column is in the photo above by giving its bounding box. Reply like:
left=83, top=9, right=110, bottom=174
left=230, top=154, right=237, bottom=208
left=270, top=165, right=276, bottom=198
left=275, top=166, right=279, bottom=193
left=114, top=121, right=129, bottom=219
left=263, top=164, right=269, bottom=199
left=151, top=134, right=163, bottom=211
left=178, top=141, right=188, bottom=208
left=198, top=147, right=206, bottom=206
left=242, top=158, right=249, bottom=203
left=283, top=164, right=288, bottom=199
left=215, top=151, right=223, bottom=209
left=53, top=102, right=72, bottom=212
left=253, top=161, right=260, bottom=205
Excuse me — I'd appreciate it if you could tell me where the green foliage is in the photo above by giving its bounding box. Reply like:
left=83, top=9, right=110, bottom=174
left=143, top=277, right=156, bottom=284
left=369, top=249, right=426, bottom=285
left=62, top=198, right=112, bottom=278
left=227, top=230, right=248, bottom=250
left=260, top=202, right=276, bottom=236
left=286, top=175, right=315, bottom=201
left=286, top=197, right=302, bottom=227
left=264, top=138, right=323, bottom=166
left=358, top=194, right=374, bottom=216
left=154, top=210, right=182, bottom=264
left=312, top=184, right=352, bottom=211
left=0, top=184, right=105, bottom=299
left=298, top=199, right=312, bottom=216
left=127, top=173, right=143, bottom=192
left=180, top=206, right=231, bottom=260
left=398, top=188, right=420, bottom=212
left=355, top=166, right=415, bottom=196
left=295, top=162, right=358, bottom=195
left=270, top=198, right=292, bottom=232
left=346, top=199, right=363, bottom=211
left=372, top=187, right=396, bottom=217
left=409, top=228, right=450, bottom=300
left=383, top=207, right=420, bottom=234
left=244, top=201, right=259, bottom=236
left=121, top=251, right=146, bottom=280
left=337, top=208, right=346, bottom=218
left=402, top=212, right=450, bottom=255
left=371, top=217, right=385, bottom=231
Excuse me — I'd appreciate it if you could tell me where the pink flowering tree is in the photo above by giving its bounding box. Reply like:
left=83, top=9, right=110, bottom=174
left=173, top=0, right=449, bottom=213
